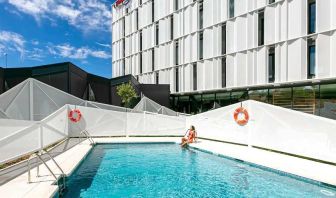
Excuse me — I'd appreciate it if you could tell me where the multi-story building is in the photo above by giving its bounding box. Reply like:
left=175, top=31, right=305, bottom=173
left=112, top=0, right=336, bottom=119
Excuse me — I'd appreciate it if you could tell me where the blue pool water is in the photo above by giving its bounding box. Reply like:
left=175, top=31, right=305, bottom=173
left=62, top=144, right=336, bottom=197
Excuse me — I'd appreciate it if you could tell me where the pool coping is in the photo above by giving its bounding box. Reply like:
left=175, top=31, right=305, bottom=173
left=1, top=137, right=336, bottom=197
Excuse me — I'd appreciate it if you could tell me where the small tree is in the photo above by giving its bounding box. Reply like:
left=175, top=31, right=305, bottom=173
left=116, top=83, right=137, bottom=108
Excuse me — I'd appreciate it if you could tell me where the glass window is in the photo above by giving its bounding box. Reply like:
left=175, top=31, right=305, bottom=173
left=268, top=46, right=275, bottom=83
left=175, top=0, right=179, bottom=11
left=175, top=67, right=179, bottom=92
left=221, top=58, right=226, bottom=88
left=199, top=31, right=204, bottom=60
left=320, top=84, right=336, bottom=119
left=269, top=88, right=292, bottom=109
left=155, top=22, right=159, bottom=45
left=177, top=96, right=190, bottom=113
left=199, top=1, right=204, bottom=29
left=190, top=95, right=202, bottom=114
left=308, top=0, right=316, bottom=34
left=258, top=10, right=265, bottom=46
left=231, top=91, right=249, bottom=104
left=202, top=94, right=216, bottom=112
left=139, top=53, right=143, bottom=74
left=269, top=0, right=275, bottom=4
left=136, top=9, right=139, bottom=30
left=216, top=92, right=231, bottom=106
left=152, top=48, right=155, bottom=71
left=122, top=58, right=125, bottom=76
left=308, top=38, right=316, bottom=79
left=193, top=63, right=197, bottom=91
left=221, top=23, right=226, bottom=55
left=139, top=30, right=143, bottom=51
left=156, top=72, right=159, bottom=84
left=175, top=40, right=179, bottom=65
left=229, top=0, right=234, bottom=18
left=293, top=85, right=319, bottom=115
left=170, top=15, right=174, bottom=40
left=152, top=0, right=155, bottom=22
left=248, top=89, right=269, bottom=103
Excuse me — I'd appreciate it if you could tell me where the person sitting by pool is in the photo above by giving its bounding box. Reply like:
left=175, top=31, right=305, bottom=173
left=181, top=125, right=197, bottom=147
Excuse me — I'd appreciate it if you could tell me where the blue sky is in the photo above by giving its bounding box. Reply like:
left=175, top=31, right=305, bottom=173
left=0, top=0, right=116, bottom=78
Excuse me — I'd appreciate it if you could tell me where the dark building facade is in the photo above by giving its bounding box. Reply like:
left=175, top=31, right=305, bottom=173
left=0, top=62, right=170, bottom=108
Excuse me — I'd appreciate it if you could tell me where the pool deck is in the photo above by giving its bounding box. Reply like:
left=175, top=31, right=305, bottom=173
left=1, top=137, right=336, bottom=197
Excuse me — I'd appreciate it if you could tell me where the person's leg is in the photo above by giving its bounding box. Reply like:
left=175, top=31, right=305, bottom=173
left=180, top=137, right=187, bottom=145
left=181, top=141, right=188, bottom=147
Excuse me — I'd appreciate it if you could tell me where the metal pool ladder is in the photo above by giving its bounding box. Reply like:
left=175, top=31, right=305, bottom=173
left=27, top=149, right=66, bottom=194
left=80, top=130, right=95, bottom=145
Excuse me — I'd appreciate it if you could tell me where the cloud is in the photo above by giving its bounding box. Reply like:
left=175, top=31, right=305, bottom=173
left=96, top=42, right=111, bottom=48
left=31, top=40, right=39, bottom=45
left=0, top=30, right=111, bottom=62
left=0, top=30, right=25, bottom=59
left=49, top=43, right=111, bottom=59
left=7, top=0, right=112, bottom=32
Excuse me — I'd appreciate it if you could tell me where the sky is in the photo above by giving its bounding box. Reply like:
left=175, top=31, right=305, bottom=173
left=0, top=0, right=116, bottom=78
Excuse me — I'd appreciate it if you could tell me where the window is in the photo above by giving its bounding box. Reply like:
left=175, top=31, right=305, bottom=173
left=269, top=0, right=275, bottom=4
left=156, top=72, right=159, bottom=84
left=268, top=46, right=275, bottom=83
left=308, top=0, right=316, bottom=34
left=140, top=31, right=143, bottom=74
left=155, top=22, right=159, bottom=45
left=258, top=9, right=265, bottom=46
left=199, top=31, right=204, bottom=60
left=139, top=30, right=143, bottom=51
left=175, top=67, right=179, bottom=92
left=122, top=38, right=125, bottom=58
left=308, top=38, right=316, bottom=79
left=175, top=0, right=179, bottom=11
left=175, top=40, right=179, bottom=65
left=193, top=63, right=197, bottom=91
left=229, top=0, right=234, bottom=18
left=139, top=0, right=142, bottom=6
left=221, top=58, right=226, bottom=88
left=152, top=48, right=155, bottom=71
left=221, top=23, right=226, bottom=55
left=126, top=8, right=129, bottom=14
left=152, top=0, right=155, bottom=22
left=199, top=0, right=204, bottom=29
left=122, top=58, right=125, bottom=76
left=140, top=53, right=143, bottom=74
left=170, top=15, right=174, bottom=40
left=136, top=9, right=139, bottom=30
left=122, top=18, right=125, bottom=37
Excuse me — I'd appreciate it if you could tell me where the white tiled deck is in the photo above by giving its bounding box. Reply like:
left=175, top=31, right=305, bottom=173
left=1, top=137, right=336, bottom=198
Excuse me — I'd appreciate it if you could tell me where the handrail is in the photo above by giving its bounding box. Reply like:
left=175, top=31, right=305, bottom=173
left=27, top=150, right=65, bottom=184
left=80, top=130, right=95, bottom=145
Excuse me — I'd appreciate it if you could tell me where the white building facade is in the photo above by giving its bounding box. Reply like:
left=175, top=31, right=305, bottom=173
left=112, top=0, right=336, bottom=92
left=112, top=0, right=336, bottom=116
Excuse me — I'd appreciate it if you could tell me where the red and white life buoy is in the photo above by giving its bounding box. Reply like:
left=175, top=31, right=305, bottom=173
left=68, top=109, right=82, bottom=123
left=233, top=107, right=249, bottom=126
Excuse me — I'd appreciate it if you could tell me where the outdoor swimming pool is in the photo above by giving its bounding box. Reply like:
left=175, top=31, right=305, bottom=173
left=62, top=144, right=336, bottom=197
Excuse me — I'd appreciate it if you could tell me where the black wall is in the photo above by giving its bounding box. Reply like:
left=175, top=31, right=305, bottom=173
left=0, top=67, right=4, bottom=94
left=0, top=62, right=171, bottom=108
left=87, top=74, right=110, bottom=104
left=140, top=84, right=170, bottom=107
left=69, top=64, right=87, bottom=99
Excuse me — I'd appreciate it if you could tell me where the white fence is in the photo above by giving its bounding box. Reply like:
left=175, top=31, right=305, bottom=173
left=186, top=100, right=336, bottom=164
left=1, top=78, right=336, bottom=166
left=0, top=105, right=186, bottom=164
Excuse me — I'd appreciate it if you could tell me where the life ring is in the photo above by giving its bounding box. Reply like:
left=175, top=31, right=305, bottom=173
left=68, top=109, right=82, bottom=123
left=233, top=107, right=249, bottom=126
